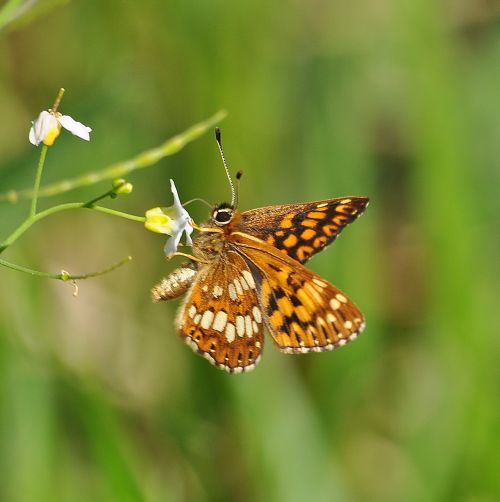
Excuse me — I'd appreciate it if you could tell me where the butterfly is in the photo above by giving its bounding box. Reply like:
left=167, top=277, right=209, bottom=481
left=152, top=131, right=369, bottom=373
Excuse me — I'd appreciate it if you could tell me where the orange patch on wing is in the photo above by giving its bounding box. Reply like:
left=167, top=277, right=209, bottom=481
left=313, top=236, right=327, bottom=248
left=296, top=305, right=311, bottom=322
left=270, top=310, right=284, bottom=327
left=304, top=282, right=323, bottom=304
left=291, top=322, right=306, bottom=341
left=277, top=332, right=291, bottom=346
left=301, top=219, right=317, bottom=228
left=307, top=211, right=327, bottom=220
left=323, top=224, right=338, bottom=236
left=262, top=280, right=272, bottom=299
left=296, top=288, right=316, bottom=312
left=296, top=246, right=314, bottom=262
left=283, top=234, right=298, bottom=248
left=280, top=213, right=295, bottom=228
left=332, top=215, right=348, bottom=226
left=277, top=296, right=294, bottom=317
left=300, top=228, right=316, bottom=240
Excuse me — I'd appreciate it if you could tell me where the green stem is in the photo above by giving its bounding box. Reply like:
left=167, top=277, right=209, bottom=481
left=0, top=258, right=55, bottom=277
left=83, top=185, right=122, bottom=207
left=30, top=144, right=48, bottom=217
left=0, top=203, right=145, bottom=254
left=51, top=88, right=65, bottom=113
left=0, top=255, right=132, bottom=281
left=90, top=206, right=145, bottom=222
left=0, top=109, right=227, bottom=203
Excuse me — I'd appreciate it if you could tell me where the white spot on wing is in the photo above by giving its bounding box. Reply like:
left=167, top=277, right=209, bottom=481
left=327, top=313, right=337, bottom=324
left=212, top=311, right=228, bottom=332
left=200, top=310, right=214, bottom=329
left=225, top=322, right=236, bottom=343
left=228, top=283, right=237, bottom=301
left=330, top=298, right=341, bottom=310
left=236, top=315, right=245, bottom=337
left=242, top=270, right=256, bottom=289
left=336, top=293, right=347, bottom=303
left=240, top=276, right=249, bottom=290
left=213, top=285, right=223, bottom=298
left=233, top=278, right=243, bottom=296
left=245, top=316, right=253, bottom=337
left=313, top=278, right=327, bottom=288
left=188, top=305, right=197, bottom=319
left=185, top=338, right=198, bottom=351
left=252, top=306, right=262, bottom=323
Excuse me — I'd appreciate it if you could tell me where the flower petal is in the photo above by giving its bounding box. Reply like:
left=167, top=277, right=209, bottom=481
left=29, top=111, right=59, bottom=146
left=169, top=179, right=184, bottom=212
left=146, top=181, right=195, bottom=256
left=183, top=220, right=194, bottom=246
left=169, top=179, right=194, bottom=246
left=163, top=232, right=183, bottom=257
left=58, top=114, right=92, bottom=141
left=144, top=207, right=175, bottom=234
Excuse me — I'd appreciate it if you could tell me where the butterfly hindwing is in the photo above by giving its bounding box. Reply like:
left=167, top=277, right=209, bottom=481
left=177, top=250, right=264, bottom=373
left=238, top=197, right=369, bottom=263
left=232, top=232, right=365, bottom=353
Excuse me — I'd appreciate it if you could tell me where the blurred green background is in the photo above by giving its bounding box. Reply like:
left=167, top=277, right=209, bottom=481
left=0, top=1, right=499, bottom=501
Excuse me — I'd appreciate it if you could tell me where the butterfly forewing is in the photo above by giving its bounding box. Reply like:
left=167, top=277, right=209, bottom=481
left=177, top=250, right=264, bottom=373
left=231, top=232, right=365, bottom=353
left=238, top=197, right=369, bottom=263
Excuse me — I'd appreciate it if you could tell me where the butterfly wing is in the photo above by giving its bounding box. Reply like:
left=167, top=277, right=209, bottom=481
left=232, top=232, right=365, bottom=353
left=177, top=249, right=264, bottom=373
left=238, top=197, right=369, bottom=263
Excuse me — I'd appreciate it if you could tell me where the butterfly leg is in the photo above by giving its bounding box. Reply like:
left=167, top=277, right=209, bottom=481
left=168, top=251, right=208, bottom=264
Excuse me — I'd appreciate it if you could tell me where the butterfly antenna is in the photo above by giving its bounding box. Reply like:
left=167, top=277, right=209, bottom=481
left=215, top=127, right=238, bottom=208
left=182, top=197, right=212, bottom=209
left=236, top=170, right=243, bottom=203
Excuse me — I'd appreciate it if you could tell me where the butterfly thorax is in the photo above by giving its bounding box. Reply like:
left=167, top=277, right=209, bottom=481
left=192, top=228, right=227, bottom=261
left=191, top=204, right=242, bottom=261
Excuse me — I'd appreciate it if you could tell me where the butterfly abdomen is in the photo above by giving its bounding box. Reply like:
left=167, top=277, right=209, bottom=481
left=152, top=264, right=197, bottom=302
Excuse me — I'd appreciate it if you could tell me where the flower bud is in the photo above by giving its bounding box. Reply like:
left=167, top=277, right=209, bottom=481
left=112, top=179, right=133, bottom=194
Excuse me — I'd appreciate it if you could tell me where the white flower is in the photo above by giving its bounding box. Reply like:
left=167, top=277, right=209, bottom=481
left=29, top=110, right=92, bottom=146
left=144, top=179, right=194, bottom=257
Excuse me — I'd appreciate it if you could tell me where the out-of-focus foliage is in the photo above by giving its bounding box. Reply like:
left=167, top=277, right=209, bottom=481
left=0, top=1, right=499, bottom=501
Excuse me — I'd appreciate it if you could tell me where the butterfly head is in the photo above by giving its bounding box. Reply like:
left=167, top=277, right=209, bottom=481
left=211, top=202, right=235, bottom=226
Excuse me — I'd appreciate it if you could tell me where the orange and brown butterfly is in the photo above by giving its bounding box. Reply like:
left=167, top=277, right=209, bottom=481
left=151, top=129, right=369, bottom=373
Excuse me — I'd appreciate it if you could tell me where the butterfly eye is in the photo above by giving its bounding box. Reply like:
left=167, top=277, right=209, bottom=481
left=213, top=208, right=233, bottom=225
